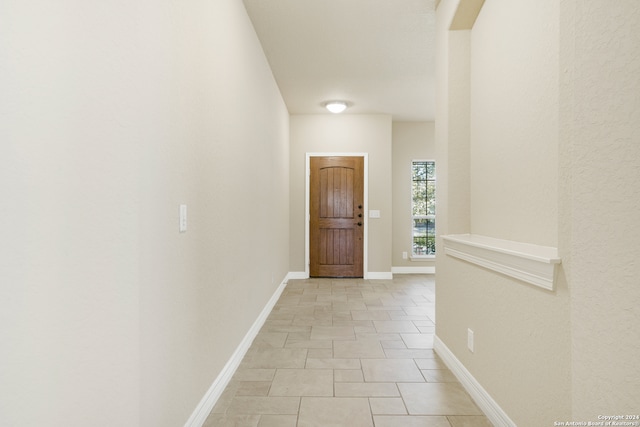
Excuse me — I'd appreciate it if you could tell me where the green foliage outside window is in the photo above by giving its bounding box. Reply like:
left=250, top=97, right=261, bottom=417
left=412, top=161, right=435, bottom=256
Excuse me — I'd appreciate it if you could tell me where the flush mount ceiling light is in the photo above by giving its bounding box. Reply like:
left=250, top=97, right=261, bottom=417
left=324, top=101, right=348, bottom=114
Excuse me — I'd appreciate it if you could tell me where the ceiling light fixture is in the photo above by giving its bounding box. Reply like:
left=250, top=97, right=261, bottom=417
left=324, top=101, right=348, bottom=114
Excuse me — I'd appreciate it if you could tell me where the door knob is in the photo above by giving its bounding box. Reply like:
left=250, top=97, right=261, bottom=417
left=357, top=222, right=362, bottom=226
left=358, top=213, right=362, bottom=217
left=358, top=205, right=362, bottom=209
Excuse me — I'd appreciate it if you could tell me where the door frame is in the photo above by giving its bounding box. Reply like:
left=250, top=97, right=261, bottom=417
left=305, top=152, right=369, bottom=279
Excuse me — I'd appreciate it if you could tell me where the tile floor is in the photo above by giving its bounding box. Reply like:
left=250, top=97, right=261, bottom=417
left=205, top=275, right=492, bottom=427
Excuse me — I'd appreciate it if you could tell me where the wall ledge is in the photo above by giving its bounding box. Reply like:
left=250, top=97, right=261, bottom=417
left=442, top=234, right=561, bottom=291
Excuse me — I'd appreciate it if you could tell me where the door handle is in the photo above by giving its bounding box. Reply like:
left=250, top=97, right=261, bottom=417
left=358, top=213, right=362, bottom=217
left=357, top=222, right=362, bottom=226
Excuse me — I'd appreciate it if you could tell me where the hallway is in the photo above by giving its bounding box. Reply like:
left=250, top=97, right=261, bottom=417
left=204, top=275, right=491, bottom=427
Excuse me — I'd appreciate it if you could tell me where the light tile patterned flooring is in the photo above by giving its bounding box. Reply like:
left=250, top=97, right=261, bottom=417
left=205, top=275, right=492, bottom=427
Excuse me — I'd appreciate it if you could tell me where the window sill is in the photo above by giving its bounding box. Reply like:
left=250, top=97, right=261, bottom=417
left=410, top=255, right=435, bottom=262
left=441, top=234, right=561, bottom=291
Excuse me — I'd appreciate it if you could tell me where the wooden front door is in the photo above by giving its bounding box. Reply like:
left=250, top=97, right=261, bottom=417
left=310, top=156, right=364, bottom=278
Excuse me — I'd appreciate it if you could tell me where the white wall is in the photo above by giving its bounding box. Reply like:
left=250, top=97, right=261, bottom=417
left=470, top=0, right=558, bottom=246
left=391, top=122, right=435, bottom=269
left=289, top=115, right=392, bottom=276
left=0, top=1, right=290, bottom=426
left=437, top=0, right=640, bottom=425
left=559, top=0, right=640, bottom=417
left=435, top=0, right=571, bottom=425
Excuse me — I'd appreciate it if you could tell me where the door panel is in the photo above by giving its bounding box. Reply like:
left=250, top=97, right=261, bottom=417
left=319, top=228, right=354, bottom=266
left=310, top=156, right=364, bottom=277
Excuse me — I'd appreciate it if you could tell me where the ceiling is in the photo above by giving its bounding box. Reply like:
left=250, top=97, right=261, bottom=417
left=242, top=0, right=436, bottom=121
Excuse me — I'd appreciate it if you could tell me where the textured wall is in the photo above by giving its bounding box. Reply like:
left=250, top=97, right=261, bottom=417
left=438, top=0, right=640, bottom=423
left=0, top=1, right=290, bottom=425
left=391, top=122, right=435, bottom=268
left=435, top=0, right=571, bottom=425
left=560, top=0, right=640, bottom=417
left=289, top=115, right=392, bottom=275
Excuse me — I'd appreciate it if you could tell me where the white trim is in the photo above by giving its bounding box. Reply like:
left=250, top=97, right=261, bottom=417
left=365, top=271, right=393, bottom=280
left=410, top=255, right=435, bottom=261
left=305, top=153, right=369, bottom=278
left=286, top=271, right=309, bottom=280
left=391, top=266, right=435, bottom=274
left=183, top=274, right=290, bottom=427
left=442, top=234, right=561, bottom=291
left=434, top=336, right=516, bottom=427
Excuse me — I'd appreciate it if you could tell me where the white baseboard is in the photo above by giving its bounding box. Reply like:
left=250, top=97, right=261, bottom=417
left=433, top=336, right=516, bottom=427
left=391, top=266, right=436, bottom=274
left=183, top=274, right=290, bottom=427
left=286, top=271, right=308, bottom=280
left=365, top=271, right=393, bottom=280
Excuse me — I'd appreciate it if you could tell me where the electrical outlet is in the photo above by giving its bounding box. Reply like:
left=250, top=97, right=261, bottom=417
left=402, top=251, right=408, bottom=259
left=179, top=204, right=187, bottom=233
left=467, top=328, right=474, bottom=353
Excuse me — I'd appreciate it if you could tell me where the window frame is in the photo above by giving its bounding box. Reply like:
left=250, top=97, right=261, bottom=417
left=410, top=159, right=436, bottom=259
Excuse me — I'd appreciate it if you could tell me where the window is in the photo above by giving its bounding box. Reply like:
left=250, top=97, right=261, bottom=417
left=411, top=160, right=436, bottom=256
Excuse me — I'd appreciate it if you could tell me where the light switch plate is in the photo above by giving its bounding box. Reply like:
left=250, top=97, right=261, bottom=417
left=179, top=204, right=187, bottom=233
left=369, top=210, right=381, bottom=218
